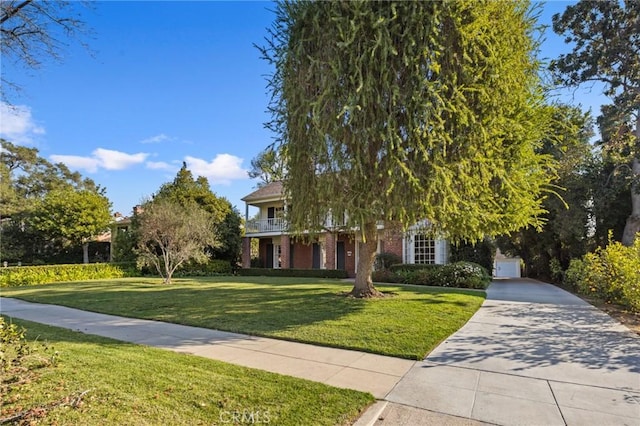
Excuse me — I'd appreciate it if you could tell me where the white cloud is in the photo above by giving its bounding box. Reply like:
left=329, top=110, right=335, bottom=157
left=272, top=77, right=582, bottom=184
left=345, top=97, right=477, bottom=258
left=140, top=133, right=171, bottom=144
left=51, top=148, right=148, bottom=173
left=185, top=154, right=248, bottom=184
left=0, top=102, right=46, bottom=145
left=146, top=160, right=176, bottom=171
left=50, top=155, right=101, bottom=173
left=93, top=148, right=148, bottom=170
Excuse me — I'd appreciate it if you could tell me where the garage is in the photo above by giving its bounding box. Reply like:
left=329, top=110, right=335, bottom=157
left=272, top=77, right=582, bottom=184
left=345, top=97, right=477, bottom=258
left=493, top=258, right=522, bottom=278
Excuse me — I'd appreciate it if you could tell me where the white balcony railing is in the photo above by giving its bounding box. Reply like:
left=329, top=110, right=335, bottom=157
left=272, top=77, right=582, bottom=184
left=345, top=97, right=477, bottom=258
left=244, top=216, right=383, bottom=235
left=245, top=218, right=287, bottom=234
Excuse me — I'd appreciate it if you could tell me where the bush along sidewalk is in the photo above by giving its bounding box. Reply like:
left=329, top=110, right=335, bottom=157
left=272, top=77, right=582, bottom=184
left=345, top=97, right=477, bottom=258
left=564, top=235, right=640, bottom=312
left=0, top=263, right=137, bottom=287
left=372, top=261, right=491, bottom=289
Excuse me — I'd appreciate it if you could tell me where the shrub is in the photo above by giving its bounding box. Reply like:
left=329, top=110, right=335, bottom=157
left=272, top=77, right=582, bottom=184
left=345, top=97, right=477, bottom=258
left=563, top=258, right=585, bottom=293
left=565, top=236, right=640, bottom=311
left=379, top=262, right=490, bottom=289
left=444, top=262, right=491, bottom=289
left=238, top=268, right=348, bottom=279
left=174, top=259, right=233, bottom=277
left=371, top=270, right=403, bottom=283
left=389, top=263, right=436, bottom=272
left=373, top=252, right=402, bottom=271
left=548, top=257, right=564, bottom=284
left=0, top=263, right=139, bottom=287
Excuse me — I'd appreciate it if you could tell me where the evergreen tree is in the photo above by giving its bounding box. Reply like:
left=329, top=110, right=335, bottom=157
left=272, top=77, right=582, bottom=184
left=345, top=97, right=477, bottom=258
left=261, top=0, right=558, bottom=296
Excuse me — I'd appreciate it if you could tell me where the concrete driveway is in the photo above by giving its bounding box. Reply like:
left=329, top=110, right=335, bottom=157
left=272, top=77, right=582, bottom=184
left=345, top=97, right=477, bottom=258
left=381, top=279, right=640, bottom=426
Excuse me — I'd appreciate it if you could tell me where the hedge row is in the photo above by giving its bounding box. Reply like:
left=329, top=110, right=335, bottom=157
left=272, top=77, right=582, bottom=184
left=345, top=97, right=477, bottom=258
left=372, top=261, right=491, bottom=289
left=0, top=263, right=137, bottom=287
left=238, top=268, right=348, bottom=279
left=173, top=259, right=234, bottom=277
left=564, top=237, right=640, bottom=312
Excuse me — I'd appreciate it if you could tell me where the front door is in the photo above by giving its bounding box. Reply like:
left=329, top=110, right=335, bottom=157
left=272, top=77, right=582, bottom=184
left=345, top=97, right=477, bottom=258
left=336, top=241, right=346, bottom=270
left=266, top=243, right=274, bottom=268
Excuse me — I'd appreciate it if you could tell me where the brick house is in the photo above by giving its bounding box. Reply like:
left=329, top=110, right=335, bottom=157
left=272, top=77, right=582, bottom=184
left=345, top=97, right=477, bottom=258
left=241, top=181, right=449, bottom=277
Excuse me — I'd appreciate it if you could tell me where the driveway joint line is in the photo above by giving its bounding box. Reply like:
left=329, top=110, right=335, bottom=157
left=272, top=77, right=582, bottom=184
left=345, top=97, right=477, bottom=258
left=422, top=361, right=639, bottom=394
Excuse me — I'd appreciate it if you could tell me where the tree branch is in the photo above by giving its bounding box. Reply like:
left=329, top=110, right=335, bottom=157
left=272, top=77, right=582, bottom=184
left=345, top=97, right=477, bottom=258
left=0, top=0, right=33, bottom=25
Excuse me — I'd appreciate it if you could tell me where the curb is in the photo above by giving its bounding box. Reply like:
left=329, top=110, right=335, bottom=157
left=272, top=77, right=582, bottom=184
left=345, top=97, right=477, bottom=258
left=353, top=401, right=388, bottom=426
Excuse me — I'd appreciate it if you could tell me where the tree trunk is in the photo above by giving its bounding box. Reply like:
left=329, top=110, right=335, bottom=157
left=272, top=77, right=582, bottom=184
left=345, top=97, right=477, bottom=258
left=349, top=221, right=383, bottom=298
left=82, top=242, right=89, bottom=264
left=621, top=113, right=640, bottom=246
left=621, top=156, right=640, bottom=246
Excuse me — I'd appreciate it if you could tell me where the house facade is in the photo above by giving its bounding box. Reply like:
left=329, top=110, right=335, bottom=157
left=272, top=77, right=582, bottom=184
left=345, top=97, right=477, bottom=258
left=241, top=182, right=449, bottom=277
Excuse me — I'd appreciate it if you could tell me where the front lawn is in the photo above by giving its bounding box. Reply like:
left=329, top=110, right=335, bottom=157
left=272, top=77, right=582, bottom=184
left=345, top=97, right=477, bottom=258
left=1, top=276, right=485, bottom=359
left=1, top=317, right=374, bottom=425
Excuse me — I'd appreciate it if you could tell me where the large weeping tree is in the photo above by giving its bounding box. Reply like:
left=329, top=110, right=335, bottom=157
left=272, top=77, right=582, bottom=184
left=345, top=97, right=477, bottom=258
left=551, top=0, right=640, bottom=246
left=262, top=0, right=556, bottom=297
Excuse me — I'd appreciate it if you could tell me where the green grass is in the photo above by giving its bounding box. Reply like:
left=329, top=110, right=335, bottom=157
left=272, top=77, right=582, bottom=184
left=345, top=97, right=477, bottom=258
left=1, top=317, right=373, bottom=425
left=2, top=276, right=485, bottom=359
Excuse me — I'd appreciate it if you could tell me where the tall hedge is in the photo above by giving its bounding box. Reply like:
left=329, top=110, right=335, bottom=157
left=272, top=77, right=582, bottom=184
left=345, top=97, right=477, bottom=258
left=0, top=263, right=136, bottom=287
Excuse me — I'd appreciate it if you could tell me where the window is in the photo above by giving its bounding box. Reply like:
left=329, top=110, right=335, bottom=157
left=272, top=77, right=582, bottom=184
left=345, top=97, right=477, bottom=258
left=414, top=234, right=436, bottom=264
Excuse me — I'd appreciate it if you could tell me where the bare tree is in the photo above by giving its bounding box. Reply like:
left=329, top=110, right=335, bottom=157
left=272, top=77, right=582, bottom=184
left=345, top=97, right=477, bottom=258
left=136, top=200, right=219, bottom=284
left=1, top=0, right=90, bottom=99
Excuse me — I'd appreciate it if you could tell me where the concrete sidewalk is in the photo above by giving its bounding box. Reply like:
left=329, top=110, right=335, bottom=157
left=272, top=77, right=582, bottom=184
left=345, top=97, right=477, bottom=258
left=0, top=296, right=415, bottom=400
left=382, top=279, right=640, bottom=426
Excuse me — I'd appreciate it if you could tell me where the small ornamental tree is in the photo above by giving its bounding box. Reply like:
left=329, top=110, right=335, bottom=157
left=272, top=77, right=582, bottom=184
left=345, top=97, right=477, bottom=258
left=261, top=1, right=557, bottom=297
left=27, top=188, right=112, bottom=264
left=154, top=163, right=242, bottom=264
left=135, top=200, right=218, bottom=284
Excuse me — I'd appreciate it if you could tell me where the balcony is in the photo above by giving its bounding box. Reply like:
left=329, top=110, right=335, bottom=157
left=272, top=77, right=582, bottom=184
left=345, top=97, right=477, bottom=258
left=244, top=216, right=383, bottom=236
left=245, top=218, right=287, bottom=235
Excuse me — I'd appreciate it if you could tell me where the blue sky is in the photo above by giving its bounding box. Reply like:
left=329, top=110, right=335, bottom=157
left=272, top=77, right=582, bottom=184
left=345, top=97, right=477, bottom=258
left=1, top=1, right=607, bottom=217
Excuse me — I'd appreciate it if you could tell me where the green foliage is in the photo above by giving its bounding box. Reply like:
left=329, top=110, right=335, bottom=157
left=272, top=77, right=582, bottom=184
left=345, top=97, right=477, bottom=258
left=449, top=239, right=496, bottom=273
left=548, top=257, right=564, bottom=283
left=377, top=262, right=490, bottom=289
left=238, top=268, right=348, bottom=279
left=248, top=146, right=286, bottom=187
left=209, top=207, right=243, bottom=266
left=263, top=1, right=555, bottom=243
left=262, top=0, right=558, bottom=295
left=154, top=163, right=229, bottom=224
left=0, top=139, right=102, bottom=219
left=27, top=188, right=112, bottom=263
left=496, top=105, right=599, bottom=279
left=110, top=228, right=137, bottom=262
left=551, top=0, right=640, bottom=246
left=0, top=139, right=108, bottom=264
left=564, top=236, right=640, bottom=311
left=551, top=1, right=639, bottom=116
left=373, top=252, right=402, bottom=271
left=0, top=263, right=132, bottom=287
left=174, top=259, right=233, bottom=277
left=152, top=163, right=242, bottom=263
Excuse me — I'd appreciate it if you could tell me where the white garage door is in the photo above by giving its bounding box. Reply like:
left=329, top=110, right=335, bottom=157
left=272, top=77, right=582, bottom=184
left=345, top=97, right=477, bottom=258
left=494, top=260, right=521, bottom=278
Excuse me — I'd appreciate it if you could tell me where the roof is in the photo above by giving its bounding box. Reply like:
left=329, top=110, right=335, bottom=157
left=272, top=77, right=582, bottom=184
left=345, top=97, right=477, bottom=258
left=241, top=181, right=284, bottom=202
